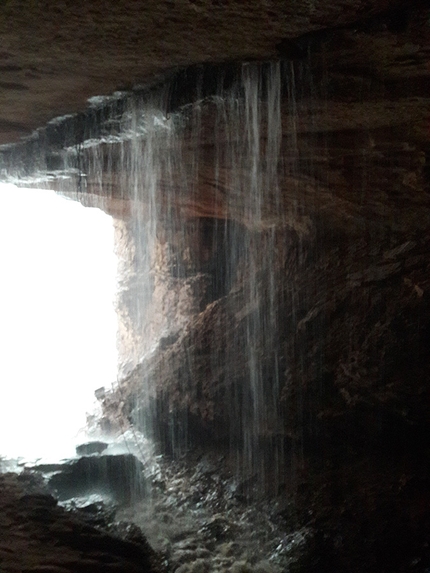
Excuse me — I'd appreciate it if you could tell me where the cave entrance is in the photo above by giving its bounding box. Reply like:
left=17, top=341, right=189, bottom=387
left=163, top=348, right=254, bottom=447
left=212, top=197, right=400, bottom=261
left=0, top=183, right=118, bottom=461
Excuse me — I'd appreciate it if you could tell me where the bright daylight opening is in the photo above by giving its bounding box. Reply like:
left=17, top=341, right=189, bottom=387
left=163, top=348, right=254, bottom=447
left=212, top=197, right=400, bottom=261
left=0, top=183, right=118, bottom=461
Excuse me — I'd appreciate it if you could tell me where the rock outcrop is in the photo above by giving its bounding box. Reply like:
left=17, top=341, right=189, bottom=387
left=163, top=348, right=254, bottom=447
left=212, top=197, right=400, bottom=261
left=48, top=454, right=147, bottom=503
left=0, top=472, right=163, bottom=573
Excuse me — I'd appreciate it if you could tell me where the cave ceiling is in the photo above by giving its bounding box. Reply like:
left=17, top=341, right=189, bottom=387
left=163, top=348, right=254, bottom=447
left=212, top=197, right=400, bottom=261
left=0, top=0, right=421, bottom=145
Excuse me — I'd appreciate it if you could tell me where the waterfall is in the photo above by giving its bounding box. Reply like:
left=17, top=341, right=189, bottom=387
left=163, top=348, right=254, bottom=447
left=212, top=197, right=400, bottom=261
left=0, top=60, right=302, bottom=491
left=217, top=63, right=284, bottom=487
left=106, top=62, right=294, bottom=490
left=0, top=59, right=313, bottom=570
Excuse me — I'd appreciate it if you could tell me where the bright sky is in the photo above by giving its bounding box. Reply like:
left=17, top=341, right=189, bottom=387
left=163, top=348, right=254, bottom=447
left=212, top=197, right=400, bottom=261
left=0, top=183, right=118, bottom=460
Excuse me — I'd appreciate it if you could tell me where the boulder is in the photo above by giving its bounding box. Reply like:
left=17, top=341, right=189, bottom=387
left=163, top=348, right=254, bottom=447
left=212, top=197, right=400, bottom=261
left=0, top=473, right=163, bottom=573
left=76, top=441, right=109, bottom=455
left=48, top=454, right=147, bottom=504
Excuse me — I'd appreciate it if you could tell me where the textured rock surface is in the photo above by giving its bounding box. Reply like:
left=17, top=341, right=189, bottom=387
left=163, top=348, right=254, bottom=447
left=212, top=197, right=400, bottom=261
left=48, top=454, right=147, bottom=503
left=0, top=472, right=163, bottom=573
left=0, top=0, right=415, bottom=145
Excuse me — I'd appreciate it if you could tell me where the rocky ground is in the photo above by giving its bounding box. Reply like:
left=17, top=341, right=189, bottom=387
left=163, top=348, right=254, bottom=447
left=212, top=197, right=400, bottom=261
left=0, top=438, right=306, bottom=573
left=115, top=446, right=300, bottom=573
left=0, top=447, right=306, bottom=573
left=0, top=469, right=164, bottom=573
left=1, top=418, right=429, bottom=573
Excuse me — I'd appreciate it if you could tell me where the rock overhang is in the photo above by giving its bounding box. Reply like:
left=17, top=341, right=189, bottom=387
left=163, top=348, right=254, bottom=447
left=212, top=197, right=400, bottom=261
left=0, top=0, right=418, bottom=145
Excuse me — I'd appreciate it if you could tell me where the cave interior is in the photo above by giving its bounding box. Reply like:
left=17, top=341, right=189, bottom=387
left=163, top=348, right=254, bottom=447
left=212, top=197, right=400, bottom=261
left=0, top=1, right=430, bottom=572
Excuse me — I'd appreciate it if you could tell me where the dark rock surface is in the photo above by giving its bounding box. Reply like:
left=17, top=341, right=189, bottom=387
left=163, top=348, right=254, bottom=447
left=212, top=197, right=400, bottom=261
left=48, top=454, right=147, bottom=503
left=0, top=472, right=164, bottom=573
left=76, top=441, right=109, bottom=455
left=0, top=0, right=413, bottom=145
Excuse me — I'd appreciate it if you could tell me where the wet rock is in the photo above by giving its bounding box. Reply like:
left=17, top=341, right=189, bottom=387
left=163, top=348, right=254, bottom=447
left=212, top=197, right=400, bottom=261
left=159, top=334, right=179, bottom=349
left=0, top=0, right=409, bottom=145
left=230, top=562, right=253, bottom=573
left=94, top=387, right=106, bottom=401
left=29, top=462, right=69, bottom=473
left=76, top=441, right=109, bottom=455
left=62, top=496, right=117, bottom=528
left=16, top=469, right=49, bottom=492
left=18, top=493, right=58, bottom=508
left=108, top=520, right=151, bottom=545
left=176, top=559, right=210, bottom=573
left=0, top=473, right=163, bottom=573
left=48, top=454, right=147, bottom=504
left=252, top=560, right=277, bottom=573
left=200, top=515, right=235, bottom=541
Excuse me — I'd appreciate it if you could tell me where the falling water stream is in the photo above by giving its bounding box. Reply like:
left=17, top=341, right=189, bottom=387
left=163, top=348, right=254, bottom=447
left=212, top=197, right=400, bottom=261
left=0, top=62, right=310, bottom=571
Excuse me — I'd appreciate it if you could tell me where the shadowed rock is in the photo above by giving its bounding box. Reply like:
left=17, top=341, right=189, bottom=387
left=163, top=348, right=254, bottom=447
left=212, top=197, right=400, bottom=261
left=76, top=441, right=109, bottom=455
left=0, top=473, right=164, bottom=573
left=48, top=454, right=147, bottom=504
